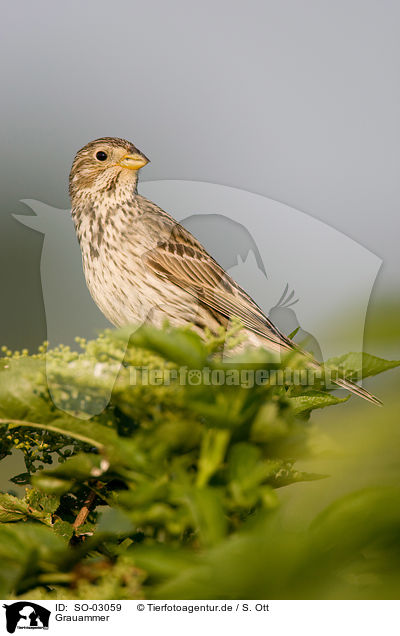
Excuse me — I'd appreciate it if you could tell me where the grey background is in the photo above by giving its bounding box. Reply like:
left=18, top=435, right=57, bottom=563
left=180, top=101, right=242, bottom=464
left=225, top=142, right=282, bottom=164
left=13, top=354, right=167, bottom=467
left=0, top=0, right=399, bottom=351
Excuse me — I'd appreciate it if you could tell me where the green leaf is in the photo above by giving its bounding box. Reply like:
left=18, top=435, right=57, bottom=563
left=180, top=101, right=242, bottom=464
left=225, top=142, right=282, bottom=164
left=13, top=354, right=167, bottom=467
left=270, top=468, right=326, bottom=488
left=25, top=489, right=60, bottom=517
left=326, top=352, right=400, bottom=380
left=32, top=453, right=107, bottom=494
left=183, top=487, right=228, bottom=547
left=228, top=442, right=262, bottom=482
left=10, top=473, right=31, bottom=485
left=0, top=358, right=48, bottom=423
left=0, top=493, right=31, bottom=522
left=0, top=522, right=67, bottom=596
left=289, top=391, right=349, bottom=414
left=311, top=487, right=400, bottom=557
left=118, top=323, right=208, bottom=368
left=53, top=519, right=74, bottom=541
left=0, top=490, right=59, bottom=525
left=32, top=475, right=74, bottom=496
left=131, top=545, right=198, bottom=581
left=36, top=453, right=104, bottom=481
left=197, top=429, right=230, bottom=487
left=227, top=443, right=283, bottom=507
left=186, top=399, right=242, bottom=428
left=96, top=507, right=134, bottom=535
left=288, top=326, right=300, bottom=339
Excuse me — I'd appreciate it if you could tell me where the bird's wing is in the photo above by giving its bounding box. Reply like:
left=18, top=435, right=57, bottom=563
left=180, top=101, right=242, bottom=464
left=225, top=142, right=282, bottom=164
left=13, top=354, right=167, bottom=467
left=142, top=221, right=294, bottom=351
left=139, top=211, right=382, bottom=405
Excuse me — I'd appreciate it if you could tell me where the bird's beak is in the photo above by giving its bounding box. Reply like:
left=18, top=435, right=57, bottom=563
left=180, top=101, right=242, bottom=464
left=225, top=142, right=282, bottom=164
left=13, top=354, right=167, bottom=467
left=116, top=153, right=150, bottom=170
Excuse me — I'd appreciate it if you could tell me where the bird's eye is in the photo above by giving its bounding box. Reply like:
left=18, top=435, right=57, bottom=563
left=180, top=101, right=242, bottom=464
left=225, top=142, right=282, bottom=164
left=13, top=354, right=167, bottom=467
left=96, top=151, right=108, bottom=161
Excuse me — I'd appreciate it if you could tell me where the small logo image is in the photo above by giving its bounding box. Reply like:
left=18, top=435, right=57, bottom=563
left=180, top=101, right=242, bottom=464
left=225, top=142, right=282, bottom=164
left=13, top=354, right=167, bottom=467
left=2, top=603, right=50, bottom=634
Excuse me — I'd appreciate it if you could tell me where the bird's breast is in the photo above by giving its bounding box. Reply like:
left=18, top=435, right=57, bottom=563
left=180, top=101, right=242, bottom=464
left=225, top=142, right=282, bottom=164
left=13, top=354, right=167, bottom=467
left=72, top=200, right=220, bottom=332
left=73, top=205, right=182, bottom=328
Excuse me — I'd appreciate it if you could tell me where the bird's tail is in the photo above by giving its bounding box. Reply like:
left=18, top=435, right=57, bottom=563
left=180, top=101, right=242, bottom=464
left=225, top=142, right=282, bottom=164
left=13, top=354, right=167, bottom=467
left=293, top=348, right=383, bottom=406
left=332, top=376, right=382, bottom=406
left=255, top=325, right=382, bottom=405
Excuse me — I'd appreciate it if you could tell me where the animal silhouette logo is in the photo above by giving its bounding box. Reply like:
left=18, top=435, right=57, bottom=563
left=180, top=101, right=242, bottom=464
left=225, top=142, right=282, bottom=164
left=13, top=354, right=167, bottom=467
left=3, top=602, right=50, bottom=633
left=268, top=284, right=323, bottom=362
left=13, top=180, right=381, bottom=417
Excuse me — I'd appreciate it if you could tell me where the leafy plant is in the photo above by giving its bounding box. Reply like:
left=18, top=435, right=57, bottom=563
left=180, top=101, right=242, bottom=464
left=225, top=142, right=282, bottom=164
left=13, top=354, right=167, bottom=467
left=0, top=324, right=398, bottom=599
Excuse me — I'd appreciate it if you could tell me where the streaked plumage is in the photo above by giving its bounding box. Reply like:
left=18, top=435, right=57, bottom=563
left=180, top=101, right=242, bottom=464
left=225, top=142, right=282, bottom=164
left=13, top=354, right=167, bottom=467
left=69, top=137, right=381, bottom=405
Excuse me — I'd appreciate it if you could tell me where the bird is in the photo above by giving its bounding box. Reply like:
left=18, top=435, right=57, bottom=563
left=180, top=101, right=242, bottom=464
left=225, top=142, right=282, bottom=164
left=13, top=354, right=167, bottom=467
left=69, top=137, right=381, bottom=405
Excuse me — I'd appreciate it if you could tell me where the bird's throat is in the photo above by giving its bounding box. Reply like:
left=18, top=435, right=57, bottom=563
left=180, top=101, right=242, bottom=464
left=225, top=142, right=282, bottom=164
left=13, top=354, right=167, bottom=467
left=71, top=184, right=139, bottom=253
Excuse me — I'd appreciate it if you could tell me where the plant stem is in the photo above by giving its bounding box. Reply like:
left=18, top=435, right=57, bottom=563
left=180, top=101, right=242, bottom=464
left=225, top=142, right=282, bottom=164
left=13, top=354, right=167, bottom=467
left=73, top=488, right=97, bottom=531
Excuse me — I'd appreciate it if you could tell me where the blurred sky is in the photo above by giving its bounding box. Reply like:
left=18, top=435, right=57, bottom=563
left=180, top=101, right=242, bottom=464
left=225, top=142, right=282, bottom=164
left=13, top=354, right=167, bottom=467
left=0, top=0, right=399, bottom=350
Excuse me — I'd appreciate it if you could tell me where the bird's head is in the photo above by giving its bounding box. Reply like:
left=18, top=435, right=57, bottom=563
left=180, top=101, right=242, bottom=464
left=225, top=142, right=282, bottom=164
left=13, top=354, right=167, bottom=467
left=69, top=137, right=149, bottom=201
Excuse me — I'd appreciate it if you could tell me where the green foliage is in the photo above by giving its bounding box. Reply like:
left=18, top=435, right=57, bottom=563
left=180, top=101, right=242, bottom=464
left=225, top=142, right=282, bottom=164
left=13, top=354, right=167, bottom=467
left=0, top=324, right=398, bottom=599
left=325, top=352, right=400, bottom=380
